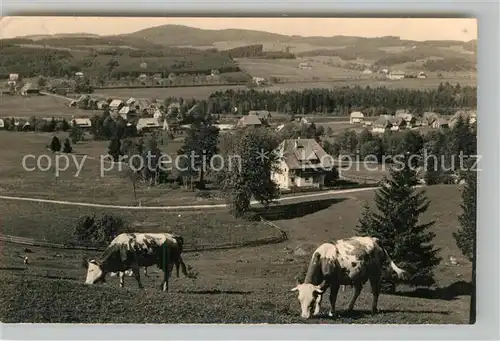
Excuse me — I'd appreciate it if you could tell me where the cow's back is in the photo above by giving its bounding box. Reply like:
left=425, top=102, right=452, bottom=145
left=331, top=237, right=380, bottom=282
left=105, top=233, right=179, bottom=269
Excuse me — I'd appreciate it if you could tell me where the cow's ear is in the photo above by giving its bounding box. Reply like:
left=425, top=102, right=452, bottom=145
left=313, top=286, right=324, bottom=294
left=290, top=286, right=299, bottom=292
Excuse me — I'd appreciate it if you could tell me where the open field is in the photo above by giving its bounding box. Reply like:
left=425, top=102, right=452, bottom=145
left=95, top=75, right=476, bottom=101
left=0, top=94, right=87, bottom=118
left=237, top=57, right=476, bottom=83
left=0, top=131, right=224, bottom=206
left=237, top=58, right=361, bottom=82
left=0, top=184, right=472, bottom=323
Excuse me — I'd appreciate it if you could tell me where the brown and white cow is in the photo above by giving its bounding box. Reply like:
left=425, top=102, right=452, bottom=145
left=290, top=236, right=409, bottom=319
left=83, top=232, right=188, bottom=291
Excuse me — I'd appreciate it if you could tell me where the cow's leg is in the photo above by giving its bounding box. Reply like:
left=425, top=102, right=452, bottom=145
left=369, top=272, right=382, bottom=314
left=313, top=294, right=323, bottom=316
left=347, top=282, right=363, bottom=312
left=161, top=262, right=174, bottom=291
left=119, top=271, right=125, bottom=288
left=131, top=267, right=144, bottom=289
left=327, top=284, right=340, bottom=317
left=144, top=267, right=148, bottom=277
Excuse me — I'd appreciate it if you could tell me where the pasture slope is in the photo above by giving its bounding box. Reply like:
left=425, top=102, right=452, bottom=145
left=0, top=185, right=472, bottom=324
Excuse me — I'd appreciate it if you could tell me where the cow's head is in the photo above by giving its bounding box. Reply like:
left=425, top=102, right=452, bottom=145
left=290, top=281, right=324, bottom=319
left=83, top=259, right=106, bottom=285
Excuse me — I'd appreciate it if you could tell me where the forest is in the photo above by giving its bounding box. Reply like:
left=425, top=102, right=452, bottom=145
left=207, top=82, right=477, bottom=116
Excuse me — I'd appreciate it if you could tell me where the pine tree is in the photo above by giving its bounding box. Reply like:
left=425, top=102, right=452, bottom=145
left=356, top=153, right=442, bottom=293
left=50, top=136, right=61, bottom=152
left=453, top=162, right=476, bottom=323
left=62, top=138, right=73, bottom=153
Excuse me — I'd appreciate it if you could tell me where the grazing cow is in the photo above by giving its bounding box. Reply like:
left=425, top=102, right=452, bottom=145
left=83, top=233, right=188, bottom=291
left=290, top=236, right=409, bottom=319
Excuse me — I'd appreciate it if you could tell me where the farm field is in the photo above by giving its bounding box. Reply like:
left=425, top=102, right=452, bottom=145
left=236, top=58, right=361, bottom=82
left=94, top=76, right=476, bottom=101
left=0, top=184, right=472, bottom=323
left=0, top=94, right=88, bottom=118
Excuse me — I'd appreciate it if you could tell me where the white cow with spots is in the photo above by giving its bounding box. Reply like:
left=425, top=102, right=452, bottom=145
left=83, top=232, right=188, bottom=291
left=291, top=236, right=409, bottom=319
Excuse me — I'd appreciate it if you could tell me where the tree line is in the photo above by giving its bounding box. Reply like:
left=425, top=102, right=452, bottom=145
left=207, top=82, right=476, bottom=116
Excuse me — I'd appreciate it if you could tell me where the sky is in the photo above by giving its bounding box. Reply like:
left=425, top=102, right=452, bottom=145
left=0, top=17, right=477, bottom=41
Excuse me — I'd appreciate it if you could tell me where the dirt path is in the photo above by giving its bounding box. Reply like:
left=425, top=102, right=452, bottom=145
left=0, top=186, right=382, bottom=211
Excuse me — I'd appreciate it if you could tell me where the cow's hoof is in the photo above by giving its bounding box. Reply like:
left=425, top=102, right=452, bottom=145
left=371, top=308, right=378, bottom=314
left=328, top=311, right=336, bottom=318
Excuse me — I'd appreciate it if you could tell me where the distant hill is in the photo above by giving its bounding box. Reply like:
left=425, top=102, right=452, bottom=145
left=3, top=25, right=477, bottom=76
left=23, top=33, right=101, bottom=40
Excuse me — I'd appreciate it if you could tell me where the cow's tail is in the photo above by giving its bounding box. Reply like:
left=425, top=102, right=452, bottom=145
left=171, top=235, right=188, bottom=278
left=376, top=239, right=409, bottom=280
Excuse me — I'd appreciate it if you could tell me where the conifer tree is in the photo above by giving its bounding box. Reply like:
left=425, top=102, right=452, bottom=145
left=453, top=161, right=476, bottom=323
left=50, top=136, right=61, bottom=152
left=356, top=153, right=441, bottom=293
left=62, top=138, right=73, bottom=153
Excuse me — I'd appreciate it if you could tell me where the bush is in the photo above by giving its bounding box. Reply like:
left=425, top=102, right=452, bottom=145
left=73, top=214, right=129, bottom=246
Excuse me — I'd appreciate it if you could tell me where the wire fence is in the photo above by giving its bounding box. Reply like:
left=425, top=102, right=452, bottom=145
left=0, top=216, right=288, bottom=254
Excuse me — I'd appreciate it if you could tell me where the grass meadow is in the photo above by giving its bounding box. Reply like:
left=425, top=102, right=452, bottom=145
left=0, top=184, right=472, bottom=323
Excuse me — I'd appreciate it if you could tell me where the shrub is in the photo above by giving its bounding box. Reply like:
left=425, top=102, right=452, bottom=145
left=73, top=214, right=129, bottom=246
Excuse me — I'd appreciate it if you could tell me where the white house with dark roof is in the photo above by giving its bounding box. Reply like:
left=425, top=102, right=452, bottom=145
left=236, top=114, right=262, bottom=128
left=71, top=118, right=92, bottom=129
left=271, top=138, right=335, bottom=190
left=350, top=111, right=365, bottom=124
left=109, top=99, right=124, bottom=112
left=387, top=70, right=406, bottom=80
left=372, top=115, right=394, bottom=133
left=0, top=118, right=5, bottom=129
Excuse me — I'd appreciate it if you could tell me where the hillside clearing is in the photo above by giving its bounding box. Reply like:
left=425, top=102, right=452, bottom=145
left=0, top=184, right=472, bottom=324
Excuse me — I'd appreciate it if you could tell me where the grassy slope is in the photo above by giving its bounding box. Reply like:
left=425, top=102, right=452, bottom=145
left=0, top=131, right=223, bottom=206
left=0, top=185, right=472, bottom=324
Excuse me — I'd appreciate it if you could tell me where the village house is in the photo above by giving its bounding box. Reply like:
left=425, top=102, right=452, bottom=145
left=350, top=111, right=365, bottom=124
left=249, top=110, right=271, bottom=122
left=271, top=138, right=335, bottom=190
left=431, top=118, right=449, bottom=129
left=422, top=112, right=440, bottom=126
left=236, top=114, right=262, bottom=128
left=362, top=69, right=373, bottom=75
left=417, top=71, right=427, bottom=79
left=71, top=118, right=92, bottom=130
left=136, top=117, right=165, bottom=133
left=390, top=116, right=407, bottom=131
left=97, top=100, right=108, bottom=110
left=8, top=73, right=19, bottom=86
left=118, top=106, right=136, bottom=120
left=214, top=124, right=234, bottom=133
left=395, top=110, right=417, bottom=128
left=371, top=115, right=393, bottom=133
left=448, top=110, right=477, bottom=128
left=298, top=62, right=312, bottom=70
left=387, top=70, right=406, bottom=80
left=109, top=99, right=124, bottom=112
left=19, top=83, right=40, bottom=96
left=0, top=118, right=5, bottom=130
left=252, top=77, right=266, bottom=86
left=75, top=72, right=84, bottom=78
